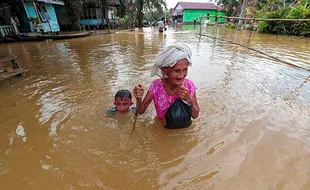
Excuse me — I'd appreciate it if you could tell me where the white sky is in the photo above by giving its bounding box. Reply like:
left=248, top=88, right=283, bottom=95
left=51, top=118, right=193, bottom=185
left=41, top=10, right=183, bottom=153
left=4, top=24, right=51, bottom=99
left=166, top=0, right=216, bottom=9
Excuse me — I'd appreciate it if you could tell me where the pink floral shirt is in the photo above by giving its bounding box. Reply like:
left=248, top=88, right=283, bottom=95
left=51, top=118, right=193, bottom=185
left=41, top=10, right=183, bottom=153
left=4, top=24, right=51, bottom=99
left=149, top=78, right=197, bottom=118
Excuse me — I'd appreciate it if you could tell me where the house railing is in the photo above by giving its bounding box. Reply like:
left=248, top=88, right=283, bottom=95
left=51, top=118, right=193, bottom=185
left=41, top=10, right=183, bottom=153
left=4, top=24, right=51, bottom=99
left=0, top=25, right=16, bottom=39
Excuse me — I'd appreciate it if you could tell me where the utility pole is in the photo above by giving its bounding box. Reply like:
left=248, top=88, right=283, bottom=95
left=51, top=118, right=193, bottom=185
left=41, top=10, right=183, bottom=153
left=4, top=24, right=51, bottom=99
left=164, top=0, right=166, bottom=25
left=237, top=0, right=248, bottom=30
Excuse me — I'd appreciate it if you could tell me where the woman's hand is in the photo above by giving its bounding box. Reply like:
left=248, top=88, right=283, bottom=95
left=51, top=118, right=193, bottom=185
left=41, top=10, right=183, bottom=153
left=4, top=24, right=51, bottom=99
left=133, top=85, right=144, bottom=100
left=133, top=86, right=153, bottom=115
left=178, top=85, right=192, bottom=103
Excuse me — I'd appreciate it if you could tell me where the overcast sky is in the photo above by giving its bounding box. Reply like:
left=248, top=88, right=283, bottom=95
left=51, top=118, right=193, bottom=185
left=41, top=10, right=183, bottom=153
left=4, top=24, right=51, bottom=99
left=166, top=0, right=216, bottom=9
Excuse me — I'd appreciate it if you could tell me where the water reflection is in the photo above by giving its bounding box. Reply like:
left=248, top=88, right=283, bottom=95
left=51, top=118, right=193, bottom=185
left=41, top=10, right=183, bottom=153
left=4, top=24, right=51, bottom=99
left=0, top=26, right=310, bottom=189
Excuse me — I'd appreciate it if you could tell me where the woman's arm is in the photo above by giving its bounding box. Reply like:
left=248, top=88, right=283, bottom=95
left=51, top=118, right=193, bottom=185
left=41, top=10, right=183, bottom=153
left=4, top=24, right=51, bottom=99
left=189, top=92, right=199, bottom=119
left=133, top=85, right=153, bottom=115
left=136, top=91, right=153, bottom=115
left=178, top=86, right=199, bottom=119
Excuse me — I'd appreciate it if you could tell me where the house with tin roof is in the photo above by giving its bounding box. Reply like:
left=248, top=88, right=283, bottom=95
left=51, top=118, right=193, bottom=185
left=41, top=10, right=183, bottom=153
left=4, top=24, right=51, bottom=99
left=172, top=2, right=225, bottom=24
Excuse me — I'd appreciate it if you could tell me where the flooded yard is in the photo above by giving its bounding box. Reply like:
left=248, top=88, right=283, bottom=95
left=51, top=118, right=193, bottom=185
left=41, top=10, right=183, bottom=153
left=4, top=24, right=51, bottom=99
left=0, top=26, right=310, bottom=189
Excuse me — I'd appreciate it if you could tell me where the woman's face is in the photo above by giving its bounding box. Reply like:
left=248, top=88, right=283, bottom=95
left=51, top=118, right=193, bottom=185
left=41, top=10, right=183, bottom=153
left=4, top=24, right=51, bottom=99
left=163, top=59, right=189, bottom=86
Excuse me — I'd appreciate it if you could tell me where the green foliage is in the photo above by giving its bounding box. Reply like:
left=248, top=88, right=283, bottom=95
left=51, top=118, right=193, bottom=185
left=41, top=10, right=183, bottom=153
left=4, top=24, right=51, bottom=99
left=257, top=21, right=268, bottom=32
left=116, top=15, right=131, bottom=28
left=207, top=22, right=216, bottom=26
left=245, top=24, right=254, bottom=30
left=256, top=2, right=310, bottom=36
left=217, top=0, right=241, bottom=16
left=143, top=9, right=165, bottom=23
left=136, top=0, right=166, bottom=27
left=63, top=0, right=83, bottom=29
left=29, top=17, right=40, bottom=24
left=224, top=22, right=237, bottom=28
left=114, top=0, right=166, bottom=27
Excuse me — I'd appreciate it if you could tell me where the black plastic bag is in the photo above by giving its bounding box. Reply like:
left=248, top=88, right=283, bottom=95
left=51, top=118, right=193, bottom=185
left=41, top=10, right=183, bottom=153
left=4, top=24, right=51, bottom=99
left=165, top=98, right=192, bottom=129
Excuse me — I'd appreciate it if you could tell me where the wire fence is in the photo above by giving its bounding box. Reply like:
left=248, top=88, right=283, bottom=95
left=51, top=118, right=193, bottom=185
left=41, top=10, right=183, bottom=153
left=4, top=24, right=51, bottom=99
left=199, top=15, right=310, bottom=35
left=198, top=15, right=310, bottom=71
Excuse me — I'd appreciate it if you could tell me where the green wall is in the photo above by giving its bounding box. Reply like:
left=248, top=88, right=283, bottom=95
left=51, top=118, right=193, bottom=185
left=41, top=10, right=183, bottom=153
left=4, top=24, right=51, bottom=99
left=183, top=9, right=225, bottom=24
left=217, top=10, right=226, bottom=23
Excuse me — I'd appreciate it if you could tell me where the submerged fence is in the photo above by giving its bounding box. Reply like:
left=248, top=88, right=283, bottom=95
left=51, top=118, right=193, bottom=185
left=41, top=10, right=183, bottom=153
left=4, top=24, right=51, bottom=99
left=198, top=15, right=310, bottom=71
left=199, top=15, right=310, bottom=35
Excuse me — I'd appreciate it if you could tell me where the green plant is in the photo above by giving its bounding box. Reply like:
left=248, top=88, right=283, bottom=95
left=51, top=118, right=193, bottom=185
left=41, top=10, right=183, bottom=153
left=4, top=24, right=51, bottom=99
left=29, top=17, right=40, bottom=24
left=224, top=22, right=237, bottom=28
left=207, top=22, right=216, bottom=26
left=257, top=21, right=268, bottom=32
left=245, top=24, right=254, bottom=30
left=256, top=2, right=310, bottom=36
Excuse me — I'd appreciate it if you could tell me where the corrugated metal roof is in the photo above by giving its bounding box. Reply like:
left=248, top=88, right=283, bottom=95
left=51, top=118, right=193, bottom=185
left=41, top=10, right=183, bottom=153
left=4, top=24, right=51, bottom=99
left=175, top=2, right=217, bottom=10
left=37, top=0, right=64, bottom=5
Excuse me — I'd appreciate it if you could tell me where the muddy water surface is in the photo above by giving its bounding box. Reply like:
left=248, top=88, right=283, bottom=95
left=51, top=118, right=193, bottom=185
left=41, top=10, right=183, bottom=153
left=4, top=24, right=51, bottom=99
left=0, top=26, right=310, bottom=189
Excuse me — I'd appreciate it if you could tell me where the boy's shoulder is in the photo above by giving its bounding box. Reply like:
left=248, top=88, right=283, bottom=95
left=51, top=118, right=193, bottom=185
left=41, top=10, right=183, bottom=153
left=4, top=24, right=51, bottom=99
left=107, top=107, right=118, bottom=116
left=130, top=106, right=136, bottom=112
left=108, top=107, right=118, bottom=113
left=107, top=106, right=136, bottom=116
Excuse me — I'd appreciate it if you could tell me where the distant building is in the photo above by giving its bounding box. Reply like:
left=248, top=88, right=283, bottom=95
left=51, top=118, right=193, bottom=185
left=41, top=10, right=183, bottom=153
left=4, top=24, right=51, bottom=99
left=78, top=0, right=121, bottom=29
left=0, top=0, right=64, bottom=35
left=22, top=0, right=64, bottom=33
left=172, top=2, right=226, bottom=24
left=0, top=2, right=17, bottom=39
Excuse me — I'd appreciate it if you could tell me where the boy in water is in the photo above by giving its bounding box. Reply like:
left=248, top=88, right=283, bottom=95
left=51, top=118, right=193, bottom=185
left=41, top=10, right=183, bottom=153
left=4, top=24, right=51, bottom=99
left=108, top=90, right=136, bottom=115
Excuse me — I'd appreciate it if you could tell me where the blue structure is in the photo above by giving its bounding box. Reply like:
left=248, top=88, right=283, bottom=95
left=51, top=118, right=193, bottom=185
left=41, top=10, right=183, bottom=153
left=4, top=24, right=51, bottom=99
left=22, top=0, right=64, bottom=33
left=79, top=0, right=121, bottom=28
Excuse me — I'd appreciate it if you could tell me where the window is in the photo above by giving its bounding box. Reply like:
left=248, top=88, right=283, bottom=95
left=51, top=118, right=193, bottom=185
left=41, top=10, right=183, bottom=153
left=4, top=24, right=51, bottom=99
left=35, top=3, right=50, bottom=21
left=82, top=8, right=100, bottom=19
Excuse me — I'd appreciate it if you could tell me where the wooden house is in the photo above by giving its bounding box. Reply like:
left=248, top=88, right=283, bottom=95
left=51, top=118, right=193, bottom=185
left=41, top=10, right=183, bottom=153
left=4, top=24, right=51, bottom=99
left=20, top=0, right=64, bottom=33
left=78, top=0, right=121, bottom=28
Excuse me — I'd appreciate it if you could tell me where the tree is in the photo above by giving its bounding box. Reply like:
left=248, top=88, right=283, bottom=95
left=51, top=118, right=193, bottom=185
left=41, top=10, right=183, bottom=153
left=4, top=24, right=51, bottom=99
left=136, top=0, right=166, bottom=27
left=63, top=0, right=83, bottom=30
left=217, top=0, right=242, bottom=16
left=117, top=0, right=127, bottom=17
left=100, top=0, right=108, bottom=20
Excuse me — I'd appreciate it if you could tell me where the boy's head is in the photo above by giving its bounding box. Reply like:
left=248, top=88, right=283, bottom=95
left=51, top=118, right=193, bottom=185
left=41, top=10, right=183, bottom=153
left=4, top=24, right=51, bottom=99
left=114, top=90, right=133, bottom=112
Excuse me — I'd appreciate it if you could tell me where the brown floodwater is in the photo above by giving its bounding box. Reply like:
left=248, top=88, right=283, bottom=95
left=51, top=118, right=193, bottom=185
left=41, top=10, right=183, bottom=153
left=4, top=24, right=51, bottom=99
left=0, top=26, right=310, bottom=190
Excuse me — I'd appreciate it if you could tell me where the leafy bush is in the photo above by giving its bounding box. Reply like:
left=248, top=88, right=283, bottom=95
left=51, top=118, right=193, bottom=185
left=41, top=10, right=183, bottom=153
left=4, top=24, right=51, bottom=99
left=117, top=15, right=129, bottom=25
left=245, top=24, right=254, bottom=30
left=116, top=15, right=134, bottom=29
left=224, top=22, right=237, bottom=28
left=257, top=21, right=268, bottom=32
left=256, top=3, right=310, bottom=36
left=207, top=22, right=216, bottom=26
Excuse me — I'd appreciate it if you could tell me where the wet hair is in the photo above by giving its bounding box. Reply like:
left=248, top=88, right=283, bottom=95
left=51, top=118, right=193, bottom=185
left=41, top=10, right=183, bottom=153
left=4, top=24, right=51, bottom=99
left=115, top=90, right=132, bottom=101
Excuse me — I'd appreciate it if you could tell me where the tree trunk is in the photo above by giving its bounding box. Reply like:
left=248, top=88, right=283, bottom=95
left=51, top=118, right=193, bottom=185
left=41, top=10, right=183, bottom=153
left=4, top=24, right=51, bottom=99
left=136, top=0, right=143, bottom=27
left=237, top=0, right=248, bottom=30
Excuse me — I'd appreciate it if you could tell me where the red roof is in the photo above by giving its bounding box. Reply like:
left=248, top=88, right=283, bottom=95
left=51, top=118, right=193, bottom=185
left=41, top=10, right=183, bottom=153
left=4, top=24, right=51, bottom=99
left=174, top=2, right=217, bottom=10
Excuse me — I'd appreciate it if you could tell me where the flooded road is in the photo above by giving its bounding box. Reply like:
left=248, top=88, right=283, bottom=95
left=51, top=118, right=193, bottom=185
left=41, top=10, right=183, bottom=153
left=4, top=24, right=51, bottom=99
left=0, top=26, right=310, bottom=189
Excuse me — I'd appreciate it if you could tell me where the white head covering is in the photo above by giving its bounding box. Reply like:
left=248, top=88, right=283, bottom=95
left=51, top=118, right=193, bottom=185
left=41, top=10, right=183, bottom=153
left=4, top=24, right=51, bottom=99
left=150, top=43, right=192, bottom=78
